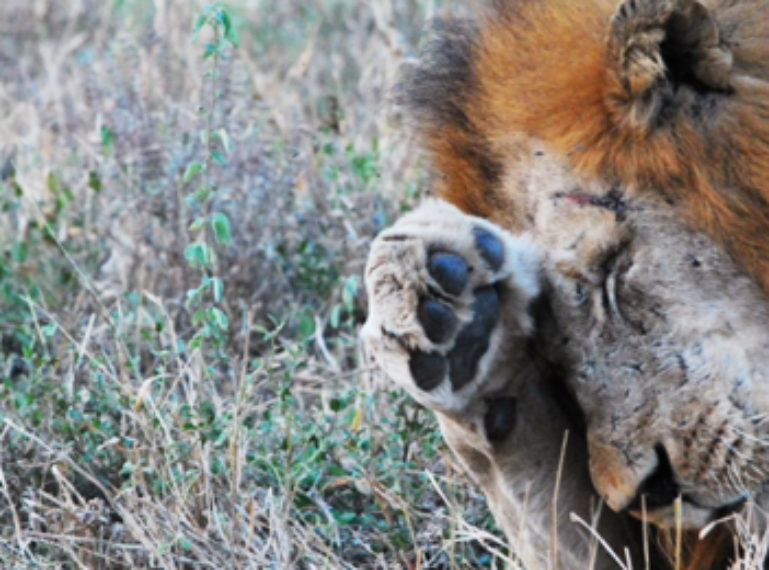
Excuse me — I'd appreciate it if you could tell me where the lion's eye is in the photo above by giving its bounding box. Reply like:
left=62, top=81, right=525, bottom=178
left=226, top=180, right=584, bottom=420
left=484, top=397, right=518, bottom=443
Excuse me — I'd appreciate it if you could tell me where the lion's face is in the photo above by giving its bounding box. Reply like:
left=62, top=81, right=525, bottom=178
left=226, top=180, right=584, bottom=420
left=492, top=137, right=769, bottom=530
left=364, top=133, right=769, bottom=566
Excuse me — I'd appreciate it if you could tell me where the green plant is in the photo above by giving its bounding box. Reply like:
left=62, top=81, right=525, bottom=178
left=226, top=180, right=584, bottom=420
left=183, top=3, right=241, bottom=352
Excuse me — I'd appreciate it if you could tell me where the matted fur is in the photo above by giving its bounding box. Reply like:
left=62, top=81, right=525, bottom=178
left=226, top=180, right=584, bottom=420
left=365, top=0, right=769, bottom=568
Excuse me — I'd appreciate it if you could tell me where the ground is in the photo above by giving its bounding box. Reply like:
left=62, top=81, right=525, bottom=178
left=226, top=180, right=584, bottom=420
left=0, top=1, right=509, bottom=568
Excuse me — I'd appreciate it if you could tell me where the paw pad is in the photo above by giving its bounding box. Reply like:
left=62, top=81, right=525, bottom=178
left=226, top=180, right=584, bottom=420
left=473, top=227, right=505, bottom=271
left=409, top=351, right=447, bottom=391
left=418, top=299, right=458, bottom=344
left=427, top=252, right=469, bottom=296
left=484, top=396, right=518, bottom=442
left=407, top=286, right=502, bottom=394
left=447, top=286, right=500, bottom=390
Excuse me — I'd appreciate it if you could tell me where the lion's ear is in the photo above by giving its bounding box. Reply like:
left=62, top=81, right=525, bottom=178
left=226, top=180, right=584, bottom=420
left=607, top=0, right=733, bottom=130
left=666, top=1, right=732, bottom=90
left=669, top=1, right=719, bottom=49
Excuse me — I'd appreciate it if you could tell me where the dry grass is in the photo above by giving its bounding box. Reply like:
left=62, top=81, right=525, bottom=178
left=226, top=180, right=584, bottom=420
left=0, top=0, right=507, bottom=568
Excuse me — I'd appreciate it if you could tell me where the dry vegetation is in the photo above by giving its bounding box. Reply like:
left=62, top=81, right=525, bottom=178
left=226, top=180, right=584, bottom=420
left=0, top=0, right=509, bottom=567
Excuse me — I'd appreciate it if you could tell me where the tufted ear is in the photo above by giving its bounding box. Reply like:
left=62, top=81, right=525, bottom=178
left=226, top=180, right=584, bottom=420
left=663, top=0, right=732, bottom=90
left=606, top=0, right=733, bottom=129
left=668, top=0, right=718, bottom=47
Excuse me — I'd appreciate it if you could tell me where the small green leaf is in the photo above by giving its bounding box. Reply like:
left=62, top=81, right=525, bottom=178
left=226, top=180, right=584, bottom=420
left=226, top=27, right=240, bottom=47
left=217, top=8, right=240, bottom=47
left=186, top=283, right=208, bottom=305
left=120, top=462, right=135, bottom=476
left=184, top=242, right=210, bottom=269
left=47, top=172, right=59, bottom=194
left=188, top=217, right=206, bottom=232
left=298, top=313, right=315, bottom=338
left=11, top=241, right=28, bottom=263
left=215, top=129, right=233, bottom=154
left=209, top=307, right=229, bottom=331
left=62, top=185, right=75, bottom=203
left=192, top=308, right=206, bottom=326
left=211, top=149, right=227, bottom=166
left=183, top=162, right=204, bottom=184
left=192, top=13, right=207, bottom=33
left=41, top=323, right=58, bottom=338
left=336, top=512, right=356, bottom=525
left=88, top=170, right=102, bottom=192
left=211, top=212, right=232, bottom=245
left=342, top=275, right=359, bottom=307
left=329, top=304, right=342, bottom=329
left=330, top=397, right=348, bottom=412
left=211, top=277, right=224, bottom=303
left=216, top=9, right=230, bottom=32
left=186, top=186, right=212, bottom=207
left=224, top=23, right=240, bottom=47
left=203, top=42, right=218, bottom=60
left=101, top=125, right=114, bottom=156
left=15, top=392, right=33, bottom=410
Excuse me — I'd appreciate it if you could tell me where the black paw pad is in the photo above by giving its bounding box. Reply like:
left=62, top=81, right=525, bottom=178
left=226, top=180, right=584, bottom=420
left=427, top=252, right=469, bottom=296
left=473, top=228, right=504, bottom=271
left=484, top=397, right=517, bottom=442
left=409, top=351, right=447, bottom=392
left=418, top=299, right=457, bottom=344
left=447, top=286, right=500, bottom=390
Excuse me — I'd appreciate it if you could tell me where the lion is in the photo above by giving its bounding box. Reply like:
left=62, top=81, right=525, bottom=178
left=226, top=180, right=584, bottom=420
left=361, top=0, right=769, bottom=568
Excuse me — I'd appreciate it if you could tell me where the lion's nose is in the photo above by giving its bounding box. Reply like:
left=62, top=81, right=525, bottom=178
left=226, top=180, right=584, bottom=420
left=588, top=438, right=676, bottom=512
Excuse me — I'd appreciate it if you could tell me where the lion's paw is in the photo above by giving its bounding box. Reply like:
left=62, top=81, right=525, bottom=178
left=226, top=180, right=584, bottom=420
left=361, top=199, right=541, bottom=415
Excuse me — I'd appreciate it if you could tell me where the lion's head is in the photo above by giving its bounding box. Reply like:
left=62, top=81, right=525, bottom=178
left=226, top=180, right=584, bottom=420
left=369, top=0, right=769, bottom=567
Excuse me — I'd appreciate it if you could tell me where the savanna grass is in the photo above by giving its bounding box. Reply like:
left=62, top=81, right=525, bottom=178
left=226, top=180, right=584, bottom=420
left=0, top=0, right=506, bottom=568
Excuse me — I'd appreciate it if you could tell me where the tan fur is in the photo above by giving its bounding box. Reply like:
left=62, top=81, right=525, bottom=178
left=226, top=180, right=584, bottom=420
left=364, top=1, right=769, bottom=568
